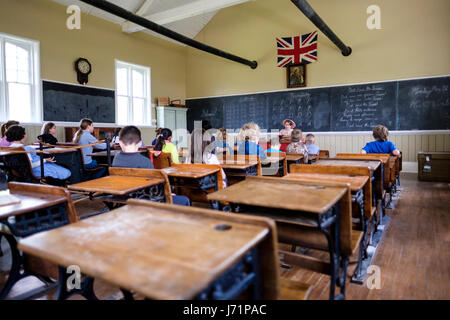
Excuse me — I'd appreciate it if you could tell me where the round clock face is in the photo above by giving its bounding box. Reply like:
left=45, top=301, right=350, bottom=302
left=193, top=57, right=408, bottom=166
left=77, top=60, right=91, bottom=74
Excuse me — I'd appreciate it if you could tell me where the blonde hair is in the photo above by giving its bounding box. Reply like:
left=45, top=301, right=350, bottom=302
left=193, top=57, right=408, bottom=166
left=373, top=125, right=389, bottom=142
left=291, top=129, right=303, bottom=142
left=237, top=122, right=260, bottom=143
left=73, top=118, right=93, bottom=143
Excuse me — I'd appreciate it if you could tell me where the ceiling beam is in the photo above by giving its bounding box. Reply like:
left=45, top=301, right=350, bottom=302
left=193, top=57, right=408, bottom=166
left=135, top=0, right=154, bottom=16
left=122, top=0, right=252, bottom=34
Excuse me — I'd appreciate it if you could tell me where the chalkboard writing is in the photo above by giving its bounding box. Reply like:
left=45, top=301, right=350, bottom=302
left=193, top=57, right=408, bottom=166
left=43, top=81, right=115, bottom=123
left=187, top=76, right=449, bottom=132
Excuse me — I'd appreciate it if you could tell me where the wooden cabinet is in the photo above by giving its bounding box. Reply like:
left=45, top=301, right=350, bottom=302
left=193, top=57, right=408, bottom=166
left=156, top=106, right=188, bottom=148
left=418, top=152, right=450, bottom=182
left=65, top=127, right=117, bottom=142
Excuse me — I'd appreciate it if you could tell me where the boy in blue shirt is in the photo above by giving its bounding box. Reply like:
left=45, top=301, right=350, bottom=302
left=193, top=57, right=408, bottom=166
left=361, top=125, right=400, bottom=156
left=237, top=122, right=267, bottom=161
left=305, top=133, right=320, bottom=155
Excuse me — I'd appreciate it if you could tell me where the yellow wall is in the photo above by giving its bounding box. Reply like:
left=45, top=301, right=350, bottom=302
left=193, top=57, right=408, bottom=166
left=186, top=0, right=449, bottom=97
left=0, top=0, right=188, bottom=143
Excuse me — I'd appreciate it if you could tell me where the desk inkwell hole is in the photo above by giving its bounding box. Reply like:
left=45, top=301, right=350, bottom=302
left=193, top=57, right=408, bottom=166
left=313, top=186, right=325, bottom=190
left=215, top=224, right=232, bottom=231
left=349, top=174, right=357, bottom=177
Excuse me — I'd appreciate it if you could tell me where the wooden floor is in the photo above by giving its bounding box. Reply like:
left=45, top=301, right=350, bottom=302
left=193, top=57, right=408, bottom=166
left=1, top=173, right=449, bottom=300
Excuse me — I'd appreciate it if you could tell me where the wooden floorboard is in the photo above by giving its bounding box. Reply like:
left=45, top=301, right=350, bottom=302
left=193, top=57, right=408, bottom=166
left=1, top=172, right=449, bottom=300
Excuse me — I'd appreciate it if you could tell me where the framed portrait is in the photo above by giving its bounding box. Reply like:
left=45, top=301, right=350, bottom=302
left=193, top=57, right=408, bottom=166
left=286, top=62, right=306, bottom=88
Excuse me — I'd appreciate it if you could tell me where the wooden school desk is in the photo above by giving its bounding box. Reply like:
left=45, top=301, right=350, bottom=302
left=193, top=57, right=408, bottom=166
left=162, top=164, right=222, bottom=209
left=315, top=159, right=382, bottom=211
left=207, top=176, right=358, bottom=300
left=219, top=159, right=259, bottom=186
left=262, top=153, right=287, bottom=177
left=0, top=182, right=77, bottom=299
left=286, top=153, right=304, bottom=172
left=67, top=169, right=167, bottom=209
left=18, top=200, right=284, bottom=300
left=49, top=148, right=83, bottom=184
left=282, top=171, right=371, bottom=284
left=335, top=153, right=398, bottom=208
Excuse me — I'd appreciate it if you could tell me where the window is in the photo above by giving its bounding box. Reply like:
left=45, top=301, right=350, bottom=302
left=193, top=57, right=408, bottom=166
left=115, top=60, right=151, bottom=126
left=0, top=33, right=41, bottom=123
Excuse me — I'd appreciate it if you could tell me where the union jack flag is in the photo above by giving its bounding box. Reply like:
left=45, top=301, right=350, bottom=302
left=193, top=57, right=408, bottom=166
left=277, top=31, right=318, bottom=67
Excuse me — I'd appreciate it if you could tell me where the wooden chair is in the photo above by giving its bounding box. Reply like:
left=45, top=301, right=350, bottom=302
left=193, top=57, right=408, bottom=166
left=319, top=150, right=330, bottom=159
left=127, top=199, right=313, bottom=300
left=0, top=182, right=78, bottom=298
left=108, top=167, right=173, bottom=204
left=77, top=149, right=105, bottom=181
left=150, top=151, right=172, bottom=169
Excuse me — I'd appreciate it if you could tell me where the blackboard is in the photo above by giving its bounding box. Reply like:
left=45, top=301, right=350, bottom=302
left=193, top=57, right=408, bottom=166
left=43, top=80, right=115, bottom=123
left=187, top=75, right=449, bottom=132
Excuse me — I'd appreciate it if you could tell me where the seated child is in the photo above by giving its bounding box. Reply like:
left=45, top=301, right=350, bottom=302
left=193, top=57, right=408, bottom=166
left=361, top=125, right=400, bottom=156
left=37, top=122, right=58, bottom=145
left=73, top=118, right=107, bottom=179
left=305, top=133, right=320, bottom=155
left=0, top=120, right=20, bottom=147
left=237, top=122, right=267, bottom=161
left=111, top=127, right=121, bottom=148
left=286, top=129, right=309, bottom=162
left=112, top=125, right=190, bottom=206
left=211, top=128, right=233, bottom=155
left=7, top=125, right=71, bottom=181
left=151, top=128, right=161, bottom=146
left=154, top=128, right=179, bottom=164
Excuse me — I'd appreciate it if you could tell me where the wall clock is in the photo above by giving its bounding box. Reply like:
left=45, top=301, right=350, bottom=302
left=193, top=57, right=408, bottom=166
left=75, top=58, right=91, bottom=85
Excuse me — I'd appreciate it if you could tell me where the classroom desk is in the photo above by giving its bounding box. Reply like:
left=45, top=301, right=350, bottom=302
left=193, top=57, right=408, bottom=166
left=0, top=183, right=76, bottom=299
left=0, top=147, right=83, bottom=184
left=219, top=160, right=259, bottom=186
left=68, top=175, right=166, bottom=206
left=51, top=148, right=83, bottom=184
left=162, top=164, right=221, bottom=209
left=18, top=200, right=277, bottom=300
left=286, top=154, right=304, bottom=171
left=261, top=155, right=287, bottom=176
left=282, top=172, right=370, bottom=282
left=315, top=158, right=387, bottom=228
left=207, top=176, right=353, bottom=300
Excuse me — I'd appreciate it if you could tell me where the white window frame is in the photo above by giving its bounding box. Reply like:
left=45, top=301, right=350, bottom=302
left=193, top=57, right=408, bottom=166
left=115, top=59, right=152, bottom=126
left=0, top=33, right=41, bottom=124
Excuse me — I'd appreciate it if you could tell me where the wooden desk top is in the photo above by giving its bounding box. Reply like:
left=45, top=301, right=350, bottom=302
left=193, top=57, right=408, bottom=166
left=316, top=159, right=381, bottom=171
left=283, top=173, right=368, bottom=192
left=162, top=165, right=219, bottom=179
left=262, top=156, right=285, bottom=164
left=18, top=202, right=269, bottom=300
left=88, top=150, right=120, bottom=157
left=336, top=154, right=388, bottom=164
left=286, top=154, right=304, bottom=162
left=0, top=147, right=77, bottom=156
left=0, top=191, right=67, bottom=219
left=207, top=177, right=347, bottom=214
left=68, top=176, right=164, bottom=195
left=219, top=160, right=258, bottom=170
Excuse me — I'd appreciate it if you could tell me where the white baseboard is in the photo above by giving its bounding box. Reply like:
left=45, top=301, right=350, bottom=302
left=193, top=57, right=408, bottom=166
left=402, top=162, right=418, bottom=173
